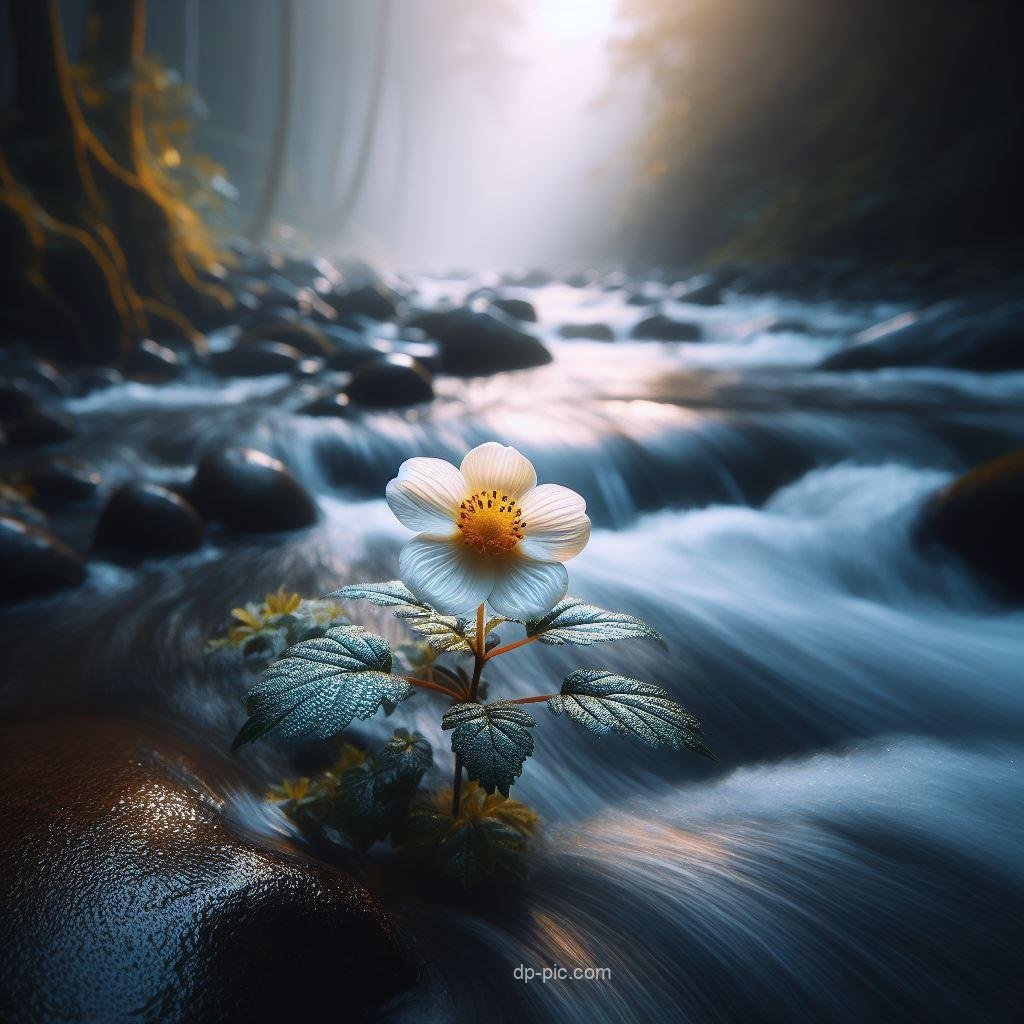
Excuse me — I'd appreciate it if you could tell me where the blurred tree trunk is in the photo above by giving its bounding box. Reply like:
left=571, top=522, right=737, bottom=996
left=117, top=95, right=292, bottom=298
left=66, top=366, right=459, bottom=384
left=0, top=0, right=229, bottom=364
left=249, top=0, right=295, bottom=241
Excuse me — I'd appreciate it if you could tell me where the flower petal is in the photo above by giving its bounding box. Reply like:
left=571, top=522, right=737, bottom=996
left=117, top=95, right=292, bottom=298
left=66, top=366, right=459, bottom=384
left=460, top=442, right=537, bottom=498
left=487, top=556, right=568, bottom=620
left=518, top=484, right=592, bottom=562
left=386, top=457, right=466, bottom=533
left=399, top=535, right=494, bottom=615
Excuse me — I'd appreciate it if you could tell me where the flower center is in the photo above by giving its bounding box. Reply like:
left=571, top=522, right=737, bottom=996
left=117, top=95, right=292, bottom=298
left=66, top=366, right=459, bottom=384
left=456, top=489, right=526, bottom=555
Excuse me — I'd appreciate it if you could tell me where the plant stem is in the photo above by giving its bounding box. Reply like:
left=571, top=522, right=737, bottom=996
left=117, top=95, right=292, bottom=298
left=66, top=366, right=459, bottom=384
left=404, top=675, right=462, bottom=700
left=484, top=634, right=540, bottom=661
left=452, top=603, right=486, bottom=816
left=507, top=693, right=558, bottom=705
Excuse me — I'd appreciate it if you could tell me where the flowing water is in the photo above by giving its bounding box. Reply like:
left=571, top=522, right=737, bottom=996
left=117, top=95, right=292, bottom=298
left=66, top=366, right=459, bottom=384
left=3, top=278, right=1022, bottom=1022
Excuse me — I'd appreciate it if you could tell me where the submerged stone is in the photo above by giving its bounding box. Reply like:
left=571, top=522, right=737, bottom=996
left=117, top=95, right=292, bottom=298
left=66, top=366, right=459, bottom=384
left=94, top=482, right=204, bottom=554
left=0, top=516, right=85, bottom=601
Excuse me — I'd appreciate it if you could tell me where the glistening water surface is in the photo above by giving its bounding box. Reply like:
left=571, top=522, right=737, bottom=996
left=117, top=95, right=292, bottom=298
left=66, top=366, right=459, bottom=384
left=3, top=276, right=1022, bottom=1022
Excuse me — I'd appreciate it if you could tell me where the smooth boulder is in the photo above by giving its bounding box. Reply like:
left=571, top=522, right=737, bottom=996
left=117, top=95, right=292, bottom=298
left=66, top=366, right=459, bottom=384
left=94, top=483, right=204, bottom=554
left=345, top=353, right=434, bottom=408
left=239, top=319, right=332, bottom=357
left=0, top=717, right=417, bottom=1024
left=0, top=516, right=85, bottom=601
left=490, top=297, right=537, bottom=322
left=23, top=457, right=101, bottom=505
left=206, top=340, right=309, bottom=377
left=191, top=447, right=317, bottom=532
left=124, top=338, right=183, bottom=382
left=558, top=322, right=615, bottom=341
left=915, top=450, right=1024, bottom=599
left=327, top=281, right=402, bottom=321
left=630, top=314, right=702, bottom=341
left=822, top=302, right=1024, bottom=372
left=408, top=306, right=552, bottom=375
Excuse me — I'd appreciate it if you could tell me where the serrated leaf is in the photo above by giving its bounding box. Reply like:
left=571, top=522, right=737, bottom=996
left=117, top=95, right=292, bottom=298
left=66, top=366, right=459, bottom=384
left=373, top=729, right=433, bottom=800
left=399, top=609, right=475, bottom=653
left=326, top=580, right=476, bottom=653
left=549, top=670, right=714, bottom=758
left=443, top=701, right=535, bottom=796
left=232, top=626, right=412, bottom=748
left=325, top=580, right=420, bottom=607
left=526, top=598, right=662, bottom=646
left=331, top=763, right=390, bottom=851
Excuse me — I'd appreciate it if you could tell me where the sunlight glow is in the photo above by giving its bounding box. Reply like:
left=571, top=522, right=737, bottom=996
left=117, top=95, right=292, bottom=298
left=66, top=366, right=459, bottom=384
left=534, top=0, right=616, bottom=40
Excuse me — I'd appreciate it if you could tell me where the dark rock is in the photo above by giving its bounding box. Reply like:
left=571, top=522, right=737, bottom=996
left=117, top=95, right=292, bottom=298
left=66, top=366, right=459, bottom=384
left=0, top=516, right=85, bottom=601
left=94, top=483, right=204, bottom=554
left=3, top=357, right=72, bottom=398
left=564, top=270, right=597, bottom=288
left=671, top=274, right=724, bottom=306
left=491, top=297, right=537, bottom=322
left=191, top=447, right=318, bottom=532
left=915, top=450, right=1024, bottom=599
left=630, top=314, right=702, bottom=341
left=557, top=322, right=616, bottom=341
left=408, top=306, right=552, bottom=376
left=322, top=327, right=384, bottom=371
left=625, top=285, right=662, bottom=306
left=391, top=337, right=442, bottom=373
left=328, top=281, right=402, bottom=321
left=124, top=339, right=183, bottom=382
left=239, top=319, right=332, bottom=357
left=345, top=354, right=434, bottom=408
left=206, top=340, right=308, bottom=377
left=822, top=302, right=1024, bottom=372
left=298, top=391, right=352, bottom=418
left=4, top=407, right=76, bottom=446
left=766, top=318, right=812, bottom=334
left=75, top=367, right=124, bottom=395
left=23, top=457, right=101, bottom=505
left=0, top=484, right=47, bottom=527
left=0, top=718, right=417, bottom=1024
left=0, top=379, right=37, bottom=418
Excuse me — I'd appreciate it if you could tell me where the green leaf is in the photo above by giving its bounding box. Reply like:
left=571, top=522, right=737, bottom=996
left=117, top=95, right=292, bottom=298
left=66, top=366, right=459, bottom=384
left=443, top=701, right=535, bottom=796
left=232, top=626, right=412, bottom=749
left=331, top=763, right=390, bottom=851
left=400, top=610, right=475, bottom=654
left=526, top=598, right=662, bottom=646
left=325, top=580, right=420, bottom=607
left=549, top=670, right=714, bottom=758
left=373, top=729, right=433, bottom=800
left=327, top=580, right=476, bottom=654
left=401, top=782, right=539, bottom=885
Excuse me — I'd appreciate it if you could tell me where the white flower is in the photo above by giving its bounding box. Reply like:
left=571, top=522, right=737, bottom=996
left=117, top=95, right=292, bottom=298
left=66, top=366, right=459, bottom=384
left=386, top=442, right=591, bottom=619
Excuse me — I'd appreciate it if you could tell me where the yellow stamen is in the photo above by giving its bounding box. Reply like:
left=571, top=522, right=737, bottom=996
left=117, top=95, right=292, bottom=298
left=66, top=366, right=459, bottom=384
left=456, top=488, right=526, bottom=555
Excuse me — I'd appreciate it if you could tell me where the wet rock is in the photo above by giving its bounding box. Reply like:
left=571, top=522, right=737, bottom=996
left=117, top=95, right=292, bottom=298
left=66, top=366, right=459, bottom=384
left=206, top=340, right=309, bottom=377
left=321, top=325, right=384, bottom=370
left=625, top=284, right=663, bottom=306
left=0, top=379, right=37, bottom=419
left=191, top=447, right=318, bottom=532
left=491, top=297, right=537, bottom=322
left=630, top=314, right=702, bottom=341
left=4, top=407, right=76, bottom=446
left=22, top=456, right=101, bottom=505
left=0, top=516, right=85, bottom=601
left=239, top=319, right=332, bottom=357
left=564, top=270, right=597, bottom=288
left=558, top=322, right=616, bottom=341
left=766, top=318, right=812, bottom=334
left=0, top=484, right=47, bottom=527
left=822, top=302, right=1024, bottom=372
left=76, top=366, right=124, bottom=395
left=328, top=281, right=402, bottom=321
left=671, top=274, right=724, bottom=306
left=408, top=306, right=552, bottom=376
left=915, top=449, right=1024, bottom=599
left=2, top=356, right=72, bottom=398
left=345, top=354, right=434, bottom=408
left=124, top=338, right=183, bottom=382
left=298, top=391, right=352, bottom=418
left=0, top=718, right=417, bottom=1024
left=94, top=483, right=204, bottom=554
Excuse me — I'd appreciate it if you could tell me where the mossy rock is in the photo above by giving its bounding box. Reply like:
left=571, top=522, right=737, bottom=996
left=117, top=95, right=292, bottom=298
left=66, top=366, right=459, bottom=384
left=916, top=449, right=1024, bottom=599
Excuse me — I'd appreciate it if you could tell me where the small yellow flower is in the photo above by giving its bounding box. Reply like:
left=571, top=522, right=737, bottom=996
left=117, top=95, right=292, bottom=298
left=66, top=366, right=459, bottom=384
left=263, top=588, right=302, bottom=616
